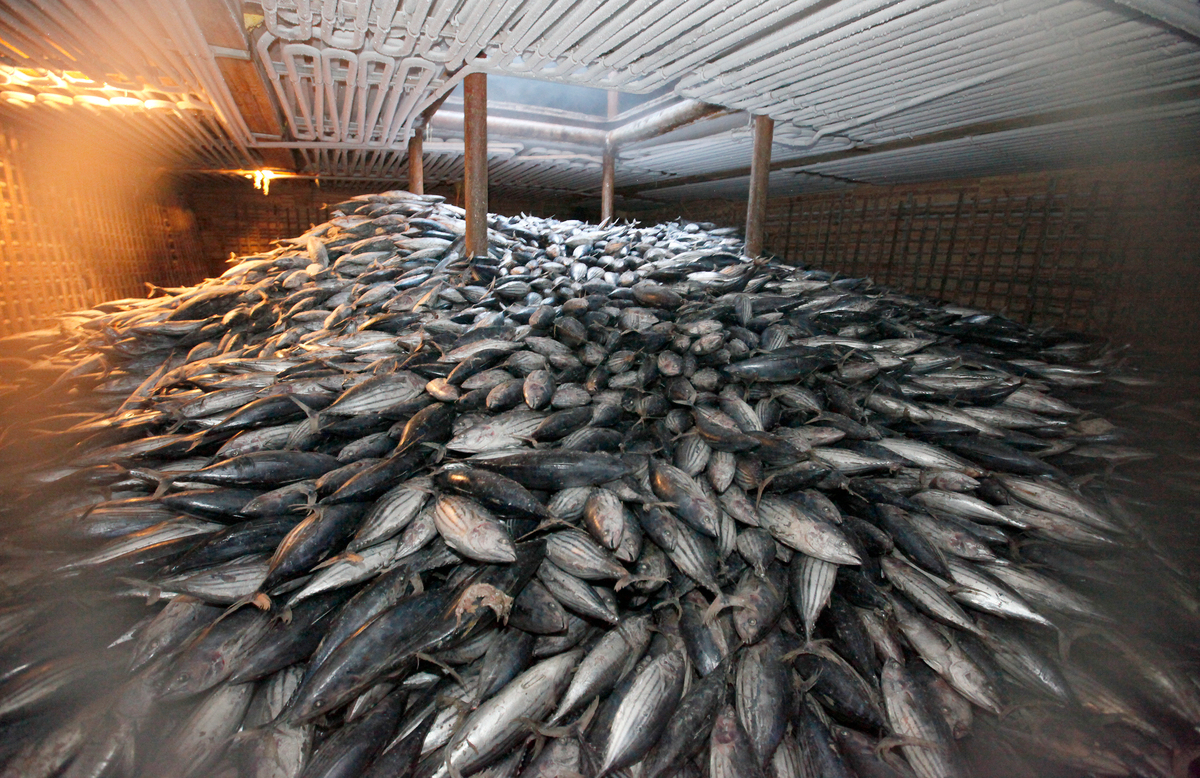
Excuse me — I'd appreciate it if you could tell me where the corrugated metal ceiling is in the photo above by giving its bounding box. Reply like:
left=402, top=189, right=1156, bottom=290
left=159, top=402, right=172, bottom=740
left=0, top=0, right=1196, bottom=205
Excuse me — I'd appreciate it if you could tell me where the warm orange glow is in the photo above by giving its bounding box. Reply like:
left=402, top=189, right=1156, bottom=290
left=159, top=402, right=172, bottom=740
left=0, top=66, right=213, bottom=115
left=0, top=37, right=29, bottom=60
left=42, top=36, right=77, bottom=62
left=246, top=169, right=279, bottom=195
left=176, top=98, right=212, bottom=112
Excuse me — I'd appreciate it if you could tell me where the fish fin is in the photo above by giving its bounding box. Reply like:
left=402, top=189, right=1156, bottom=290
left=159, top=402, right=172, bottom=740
left=651, top=594, right=683, bottom=618
left=415, top=652, right=468, bottom=691
left=288, top=394, right=318, bottom=422
left=146, top=471, right=176, bottom=500
left=420, top=442, right=447, bottom=463
left=517, top=717, right=573, bottom=738
left=309, top=555, right=342, bottom=571
left=753, top=477, right=772, bottom=511
left=614, top=574, right=667, bottom=592
left=703, top=594, right=745, bottom=624
left=453, top=583, right=514, bottom=627
left=793, top=665, right=824, bottom=694
left=576, top=695, right=601, bottom=734
left=224, top=591, right=273, bottom=619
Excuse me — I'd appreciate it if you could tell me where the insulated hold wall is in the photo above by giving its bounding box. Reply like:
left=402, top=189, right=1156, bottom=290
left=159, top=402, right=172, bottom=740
left=183, top=176, right=601, bottom=265
left=0, top=126, right=218, bottom=336
left=650, top=162, right=1200, bottom=372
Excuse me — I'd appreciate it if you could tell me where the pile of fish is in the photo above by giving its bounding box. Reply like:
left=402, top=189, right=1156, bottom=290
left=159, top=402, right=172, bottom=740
left=0, top=189, right=1195, bottom=778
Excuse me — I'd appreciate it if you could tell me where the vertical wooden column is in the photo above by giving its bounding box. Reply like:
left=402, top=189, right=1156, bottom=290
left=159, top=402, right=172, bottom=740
left=601, top=144, right=615, bottom=223
left=744, top=114, right=774, bottom=257
left=463, top=72, right=488, bottom=257
left=407, top=129, right=424, bottom=195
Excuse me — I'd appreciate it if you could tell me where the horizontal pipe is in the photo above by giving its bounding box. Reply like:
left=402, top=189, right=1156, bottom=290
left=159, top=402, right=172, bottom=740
left=431, top=110, right=608, bottom=145
left=607, top=99, right=732, bottom=146
left=616, top=82, right=1200, bottom=195
left=1110, top=0, right=1200, bottom=41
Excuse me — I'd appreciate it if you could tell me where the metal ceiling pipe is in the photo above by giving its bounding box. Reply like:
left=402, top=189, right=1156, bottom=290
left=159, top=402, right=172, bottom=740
left=711, top=0, right=1093, bottom=107
left=613, top=0, right=803, bottom=82
left=572, top=0, right=689, bottom=66
left=684, top=0, right=965, bottom=100
left=607, top=100, right=731, bottom=146
left=621, top=111, right=750, bottom=150
left=153, top=0, right=255, bottom=153
left=752, top=19, right=1126, bottom=132
left=679, top=0, right=961, bottom=100
left=695, top=0, right=927, bottom=87
left=456, top=0, right=527, bottom=66
left=744, top=114, right=773, bottom=258
left=463, top=72, right=488, bottom=258
left=600, top=0, right=722, bottom=72
left=1109, top=0, right=1200, bottom=41
left=429, top=110, right=608, bottom=145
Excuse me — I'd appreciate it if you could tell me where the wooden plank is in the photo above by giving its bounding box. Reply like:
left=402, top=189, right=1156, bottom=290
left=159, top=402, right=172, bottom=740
left=216, top=57, right=285, bottom=140
left=190, top=0, right=249, bottom=50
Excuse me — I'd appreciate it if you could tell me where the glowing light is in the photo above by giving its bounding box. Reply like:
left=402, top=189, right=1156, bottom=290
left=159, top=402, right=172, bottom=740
left=245, top=169, right=279, bottom=195
left=1, top=91, right=34, bottom=105
left=0, top=66, right=179, bottom=111
left=0, top=37, right=29, bottom=60
left=176, top=98, right=212, bottom=112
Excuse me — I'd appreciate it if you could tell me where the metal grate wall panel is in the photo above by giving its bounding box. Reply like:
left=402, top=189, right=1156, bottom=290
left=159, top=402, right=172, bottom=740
left=643, top=163, right=1200, bottom=366
left=0, top=127, right=216, bottom=335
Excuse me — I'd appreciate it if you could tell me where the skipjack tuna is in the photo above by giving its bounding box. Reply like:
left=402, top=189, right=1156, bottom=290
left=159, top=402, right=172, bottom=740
left=0, top=188, right=1189, bottom=778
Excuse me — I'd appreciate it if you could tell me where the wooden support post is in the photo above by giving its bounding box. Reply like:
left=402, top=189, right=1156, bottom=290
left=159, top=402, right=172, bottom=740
left=407, top=129, right=424, bottom=195
left=601, top=144, right=615, bottom=223
left=464, top=72, right=488, bottom=258
left=602, top=89, right=619, bottom=223
left=744, top=114, right=774, bottom=257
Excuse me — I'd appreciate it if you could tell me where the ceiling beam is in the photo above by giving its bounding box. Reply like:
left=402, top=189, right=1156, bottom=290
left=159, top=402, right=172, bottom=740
left=619, top=83, right=1200, bottom=197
